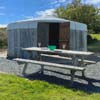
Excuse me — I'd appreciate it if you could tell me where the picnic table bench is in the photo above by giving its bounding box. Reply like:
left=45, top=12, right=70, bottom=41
left=14, top=58, right=85, bottom=85
left=40, top=54, right=96, bottom=65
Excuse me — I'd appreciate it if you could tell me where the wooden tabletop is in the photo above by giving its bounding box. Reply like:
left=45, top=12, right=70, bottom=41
left=22, top=47, right=94, bottom=56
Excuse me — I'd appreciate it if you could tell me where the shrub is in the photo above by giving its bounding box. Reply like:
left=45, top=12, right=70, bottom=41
left=87, top=35, right=98, bottom=44
left=87, top=35, right=93, bottom=44
left=0, top=28, right=7, bottom=49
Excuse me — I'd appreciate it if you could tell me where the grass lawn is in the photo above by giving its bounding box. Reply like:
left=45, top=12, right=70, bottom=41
left=90, top=34, right=100, bottom=41
left=88, top=34, right=100, bottom=52
left=0, top=73, right=100, bottom=100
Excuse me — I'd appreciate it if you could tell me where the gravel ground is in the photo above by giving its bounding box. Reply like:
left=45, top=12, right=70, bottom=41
left=0, top=54, right=100, bottom=93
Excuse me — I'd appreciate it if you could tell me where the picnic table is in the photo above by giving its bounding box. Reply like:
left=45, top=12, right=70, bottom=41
left=22, top=47, right=94, bottom=66
left=14, top=47, right=94, bottom=85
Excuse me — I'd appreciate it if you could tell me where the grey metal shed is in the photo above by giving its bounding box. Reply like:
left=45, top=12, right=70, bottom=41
left=7, top=16, right=87, bottom=58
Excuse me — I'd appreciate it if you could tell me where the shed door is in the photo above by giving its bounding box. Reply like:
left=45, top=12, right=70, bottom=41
left=59, top=23, right=70, bottom=49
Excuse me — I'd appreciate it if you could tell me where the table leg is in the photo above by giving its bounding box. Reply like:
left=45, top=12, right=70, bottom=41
left=70, top=70, right=75, bottom=86
left=80, top=56, right=84, bottom=66
left=36, top=52, right=42, bottom=61
left=72, top=55, right=78, bottom=66
left=72, top=55, right=85, bottom=77
left=41, top=65, right=44, bottom=74
left=80, top=56, right=86, bottom=77
left=39, top=53, right=44, bottom=74
left=22, top=63, right=28, bottom=75
left=28, top=51, right=33, bottom=59
left=82, top=70, right=85, bottom=77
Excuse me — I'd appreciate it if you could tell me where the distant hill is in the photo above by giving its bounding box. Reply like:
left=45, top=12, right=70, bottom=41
left=0, top=28, right=7, bottom=48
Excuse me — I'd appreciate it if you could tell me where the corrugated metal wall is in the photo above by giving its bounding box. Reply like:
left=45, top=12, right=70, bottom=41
left=8, top=30, right=15, bottom=57
left=70, top=22, right=87, bottom=51
left=70, top=30, right=87, bottom=51
left=7, top=28, right=37, bottom=58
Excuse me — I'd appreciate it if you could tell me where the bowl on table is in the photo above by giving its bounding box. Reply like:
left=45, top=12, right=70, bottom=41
left=48, top=45, right=56, bottom=51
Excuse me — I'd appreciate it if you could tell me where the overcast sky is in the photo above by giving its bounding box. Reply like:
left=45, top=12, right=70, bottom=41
left=0, top=0, right=100, bottom=27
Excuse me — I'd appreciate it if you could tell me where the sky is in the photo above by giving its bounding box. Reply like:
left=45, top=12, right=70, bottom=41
left=0, top=0, right=100, bottom=27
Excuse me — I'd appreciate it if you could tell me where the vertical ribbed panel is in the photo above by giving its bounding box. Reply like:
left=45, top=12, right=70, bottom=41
left=70, top=30, right=87, bottom=51
left=7, top=28, right=37, bottom=58
left=70, top=21, right=87, bottom=51
left=7, top=30, right=15, bottom=57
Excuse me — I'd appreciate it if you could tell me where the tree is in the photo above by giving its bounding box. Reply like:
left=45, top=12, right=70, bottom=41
left=92, top=12, right=100, bottom=33
left=55, top=1, right=100, bottom=33
left=72, top=0, right=81, bottom=7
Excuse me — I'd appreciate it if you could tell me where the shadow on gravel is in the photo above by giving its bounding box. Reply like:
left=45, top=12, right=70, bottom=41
left=23, top=71, right=100, bottom=93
